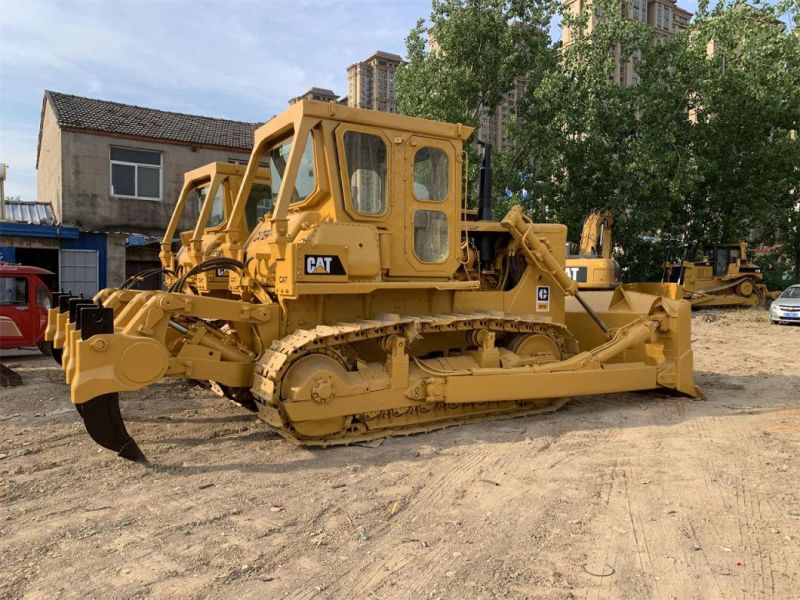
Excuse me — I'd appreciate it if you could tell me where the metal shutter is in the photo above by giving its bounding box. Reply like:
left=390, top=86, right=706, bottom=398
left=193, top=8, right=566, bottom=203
left=59, top=249, right=99, bottom=297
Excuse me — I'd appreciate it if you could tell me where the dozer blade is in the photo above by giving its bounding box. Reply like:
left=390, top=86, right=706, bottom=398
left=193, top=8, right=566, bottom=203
left=75, top=393, right=147, bottom=463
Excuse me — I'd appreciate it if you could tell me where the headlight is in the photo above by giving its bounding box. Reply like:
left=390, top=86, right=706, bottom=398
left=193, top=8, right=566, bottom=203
left=769, top=304, right=778, bottom=314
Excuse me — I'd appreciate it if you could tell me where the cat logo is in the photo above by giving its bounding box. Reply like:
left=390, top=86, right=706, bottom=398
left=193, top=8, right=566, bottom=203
left=564, top=266, right=588, bottom=282
left=304, top=254, right=346, bottom=276
left=536, top=285, right=550, bottom=312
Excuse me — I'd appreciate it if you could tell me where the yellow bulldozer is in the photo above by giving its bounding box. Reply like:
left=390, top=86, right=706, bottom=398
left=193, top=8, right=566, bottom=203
left=564, top=210, right=620, bottom=290
left=631, top=242, right=781, bottom=308
left=50, top=101, right=700, bottom=462
left=45, top=162, right=271, bottom=366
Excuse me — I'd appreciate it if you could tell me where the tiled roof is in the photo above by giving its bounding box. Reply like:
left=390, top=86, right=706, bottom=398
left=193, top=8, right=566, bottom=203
left=44, top=90, right=259, bottom=151
left=2, top=201, right=57, bottom=225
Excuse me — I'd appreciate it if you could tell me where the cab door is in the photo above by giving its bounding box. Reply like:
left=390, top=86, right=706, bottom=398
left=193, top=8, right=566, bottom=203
left=0, top=275, right=33, bottom=347
left=390, top=136, right=459, bottom=278
left=31, top=277, right=51, bottom=343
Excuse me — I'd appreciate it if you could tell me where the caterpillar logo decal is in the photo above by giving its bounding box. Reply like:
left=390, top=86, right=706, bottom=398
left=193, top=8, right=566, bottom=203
left=564, top=266, right=588, bottom=282
left=536, top=285, right=550, bottom=312
left=304, top=254, right=346, bottom=275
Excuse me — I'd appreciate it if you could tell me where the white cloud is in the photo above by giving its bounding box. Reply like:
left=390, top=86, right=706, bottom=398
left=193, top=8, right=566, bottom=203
left=0, top=126, right=39, bottom=200
left=0, top=0, right=426, bottom=200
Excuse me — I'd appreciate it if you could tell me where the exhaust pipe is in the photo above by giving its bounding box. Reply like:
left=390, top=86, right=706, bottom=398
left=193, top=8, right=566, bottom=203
left=476, top=142, right=495, bottom=271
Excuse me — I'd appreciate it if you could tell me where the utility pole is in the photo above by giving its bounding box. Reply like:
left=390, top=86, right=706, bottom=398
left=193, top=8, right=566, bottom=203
left=0, top=163, right=6, bottom=220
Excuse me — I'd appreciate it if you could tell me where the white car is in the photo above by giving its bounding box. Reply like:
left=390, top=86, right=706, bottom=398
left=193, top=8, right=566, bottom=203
left=769, top=284, right=800, bottom=325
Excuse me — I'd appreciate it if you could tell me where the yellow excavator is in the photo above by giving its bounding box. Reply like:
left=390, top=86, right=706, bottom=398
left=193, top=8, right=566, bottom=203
left=631, top=242, right=780, bottom=308
left=45, top=162, right=271, bottom=366
left=51, top=100, right=700, bottom=462
left=564, top=210, right=620, bottom=290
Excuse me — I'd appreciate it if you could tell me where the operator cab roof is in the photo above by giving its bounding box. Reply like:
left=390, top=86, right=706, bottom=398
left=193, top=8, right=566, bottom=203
left=252, top=99, right=474, bottom=148
left=0, top=263, right=54, bottom=276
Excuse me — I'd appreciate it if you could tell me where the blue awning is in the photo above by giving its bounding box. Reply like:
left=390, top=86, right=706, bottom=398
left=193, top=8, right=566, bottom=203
left=0, top=221, right=80, bottom=239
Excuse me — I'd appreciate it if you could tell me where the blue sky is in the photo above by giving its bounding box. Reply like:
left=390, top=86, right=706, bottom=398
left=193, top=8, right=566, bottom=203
left=0, top=0, right=707, bottom=201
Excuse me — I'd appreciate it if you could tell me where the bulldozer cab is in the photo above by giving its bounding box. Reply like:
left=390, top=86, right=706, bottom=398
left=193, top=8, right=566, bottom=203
left=159, top=162, right=271, bottom=281
left=225, top=101, right=470, bottom=283
left=703, top=243, right=745, bottom=278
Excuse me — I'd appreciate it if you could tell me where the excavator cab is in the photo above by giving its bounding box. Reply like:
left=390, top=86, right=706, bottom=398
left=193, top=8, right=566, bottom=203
left=564, top=210, right=620, bottom=290
left=60, top=100, right=700, bottom=463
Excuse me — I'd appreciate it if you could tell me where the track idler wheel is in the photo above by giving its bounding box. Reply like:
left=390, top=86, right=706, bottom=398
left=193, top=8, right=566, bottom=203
left=75, top=393, right=147, bottom=463
left=736, top=279, right=754, bottom=298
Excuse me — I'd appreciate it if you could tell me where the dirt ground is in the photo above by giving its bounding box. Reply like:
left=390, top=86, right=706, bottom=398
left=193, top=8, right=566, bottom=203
left=1, top=309, right=798, bottom=599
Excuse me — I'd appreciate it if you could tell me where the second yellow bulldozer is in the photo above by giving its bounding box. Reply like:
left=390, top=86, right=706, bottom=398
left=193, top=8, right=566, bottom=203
left=632, top=242, right=781, bottom=308
left=45, top=162, right=271, bottom=367
left=53, top=100, right=701, bottom=462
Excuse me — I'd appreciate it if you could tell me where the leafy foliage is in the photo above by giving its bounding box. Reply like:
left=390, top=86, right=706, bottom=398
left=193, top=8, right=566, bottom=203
left=397, top=0, right=800, bottom=283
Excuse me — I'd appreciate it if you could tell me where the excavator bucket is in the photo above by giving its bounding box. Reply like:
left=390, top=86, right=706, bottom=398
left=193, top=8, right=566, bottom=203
left=73, top=306, right=147, bottom=463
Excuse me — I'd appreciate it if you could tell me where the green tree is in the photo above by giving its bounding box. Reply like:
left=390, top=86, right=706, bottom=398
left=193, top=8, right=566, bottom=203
left=514, top=0, right=800, bottom=282
left=395, top=0, right=557, bottom=207
left=399, top=0, right=800, bottom=283
left=511, top=0, right=678, bottom=280
left=687, top=1, right=800, bottom=282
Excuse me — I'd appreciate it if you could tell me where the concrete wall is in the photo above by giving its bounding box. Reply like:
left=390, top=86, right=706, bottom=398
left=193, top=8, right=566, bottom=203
left=59, top=127, right=250, bottom=236
left=106, top=233, right=127, bottom=288
left=37, top=101, right=63, bottom=221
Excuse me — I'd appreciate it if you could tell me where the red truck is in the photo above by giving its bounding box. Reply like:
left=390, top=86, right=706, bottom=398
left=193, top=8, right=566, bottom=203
left=1, top=264, right=53, bottom=384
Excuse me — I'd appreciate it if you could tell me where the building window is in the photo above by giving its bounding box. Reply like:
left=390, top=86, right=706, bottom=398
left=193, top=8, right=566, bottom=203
left=413, top=147, right=449, bottom=201
left=656, top=4, right=671, bottom=30
left=632, top=0, right=647, bottom=22
left=413, top=210, right=449, bottom=263
left=344, top=131, right=388, bottom=216
left=110, top=146, right=162, bottom=200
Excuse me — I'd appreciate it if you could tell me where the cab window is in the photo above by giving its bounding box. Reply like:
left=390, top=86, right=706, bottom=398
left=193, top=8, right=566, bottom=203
left=204, top=183, right=225, bottom=228
left=244, top=182, right=273, bottom=230
left=0, top=277, right=27, bottom=305
left=36, top=285, right=51, bottom=309
left=413, top=147, right=449, bottom=201
left=269, top=131, right=316, bottom=206
left=413, top=210, right=449, bottom=263
left=344, top=131, right=387, bottom=216
left=714, top=248, right=728, bottom=277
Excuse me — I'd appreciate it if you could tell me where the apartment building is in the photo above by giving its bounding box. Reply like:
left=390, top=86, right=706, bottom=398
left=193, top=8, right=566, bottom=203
left=478, top=77, right=528, bottom=151
left=289, top=87, right=340, bottom=105
left=562, top=0, right=692, bottom=86
left=346, top=51, right=402, bottom=113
